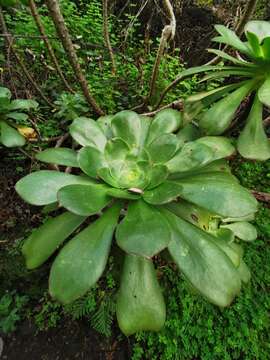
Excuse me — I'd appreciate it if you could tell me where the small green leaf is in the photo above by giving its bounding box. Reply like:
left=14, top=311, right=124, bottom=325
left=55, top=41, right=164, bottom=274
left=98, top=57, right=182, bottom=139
left=221, top=222, right=257, bottom=242
left=22, top=212, right=86, bottom=269
left=213, top=25, right=251, bottom=56
left=58, top=183, right=111, bottom=216
left=199, top=80, right=255, bottom=135
left=36, top=148, right=79, bottom=167
left=147, top=109, right=182, bottom=144
left=70, top=117, right=107, bottom=150
left=6, top=112, right=29, bottom=121
left=116, top=199, right=171, bottom=258
left=16, top=170, right=94, bottom=205
left=97, top=115, right=114, bottom=138
left=147, top=164, right=168, bottom=189
left=104, top=138, right=130, bottom=161
left=176, top=123, right=201, bottom=148
left=163, top=209, right=241, bottom=307
left=9, top=99, right=38, bottom=110
left=116, top=254, right=166, bottom=336
left=237, top=94, right=270, bottom=160
left=0, top=121, right=25, bottom=147
left=246, top=32, right=263, bottom=58
left=49, top=203, right=122, bottom=303
left=78, top=146, right=106, bottom=178
left=0, top=86, right=11, bottom=100
left=258, top=77, right=270, bottom=107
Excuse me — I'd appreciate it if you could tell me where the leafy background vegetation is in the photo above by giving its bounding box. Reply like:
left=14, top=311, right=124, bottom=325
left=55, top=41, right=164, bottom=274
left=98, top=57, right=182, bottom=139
left=0, top=0, right=270, bottom=358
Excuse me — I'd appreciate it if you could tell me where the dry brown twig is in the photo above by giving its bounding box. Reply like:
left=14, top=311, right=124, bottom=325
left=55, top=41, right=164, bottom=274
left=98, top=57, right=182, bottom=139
left=103, top=0, right=116, bottom=75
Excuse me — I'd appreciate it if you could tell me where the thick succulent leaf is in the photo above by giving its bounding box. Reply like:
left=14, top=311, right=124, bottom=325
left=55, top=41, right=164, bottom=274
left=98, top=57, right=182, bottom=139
left=143, top=181, right=183, bottom=205
left=213, top=25, right=251, bottom=55
left=104, top=137, right=130, bottom=161
left=199, top=80, right=255, bottom=135
left=0, top=86, right=11, bottom=100
left=237, top=260, right=251, bottom=284
left=167, top=136, right=233, bottom=174
left=49, top=203, right=121, bottom=304
left=213, top=239, right=242, bottom=268
left=98, top=167, right=120, bottom=188
left=138, top=115, right=151, bottom=150
left=70, top=117, right=107, bottom=150
left=163, top=209, right=241, bottom=307
left=96, top=115, right=114, bottom=138
left=246, top=32, right=263, bottom=58
left=173, top=172, right=257, bottom=218
left=147, top=109, right=182, bottom=144
left=245, top=21, right=270, bottom=44
left=262, top=37, right=270, bottom=59
left=222, top=213, right=255, bottom=223
left=6, top=112, right=29, bottom=121
left=78, top=146, right=106, bottom=178
left=116, top=254, right=166, bottom=336
left=176, top=123, right=201, bottom=148
left=0, top=121, right=25, bottom=147
left=111, top=110, right=142, bottom=148
left=116, top=199, right=171, bottom=258
left=237, top=95, right=270, bottom=160
left=221, top=222, right=257, bottom=242
left=166, top=200, right=213, bottom=230
left=22, top=212, right=86, bottom=269
left=106, top=188, right=141, bottom=200
left=36, top=148, right=79, bottom=167
left=16, top=170, right=94, bottom=205
left=9, top=99, right=38, bottom=111
left=207, top=48, right=256, bottom=67
left=147, top=134, right=178, bottom=164
left=147, top=164, right=168, bottom=189
left=258, top=77, right=270, bottom=107
left=58, top=183, right=111, bottom=216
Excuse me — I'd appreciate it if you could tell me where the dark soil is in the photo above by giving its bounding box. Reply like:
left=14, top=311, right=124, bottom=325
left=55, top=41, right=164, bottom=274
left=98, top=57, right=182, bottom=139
left=2, top=320, right=130, bottom=360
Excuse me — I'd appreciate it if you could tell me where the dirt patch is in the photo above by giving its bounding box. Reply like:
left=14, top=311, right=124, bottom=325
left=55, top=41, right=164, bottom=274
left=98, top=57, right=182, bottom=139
left=2, top=320, right=130, bottom=360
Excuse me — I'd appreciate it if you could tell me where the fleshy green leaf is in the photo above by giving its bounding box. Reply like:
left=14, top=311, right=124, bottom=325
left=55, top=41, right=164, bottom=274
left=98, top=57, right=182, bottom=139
left=16, top=170, right=94, bottom=205
left=36, top=148, right=79, bottom=167
left=199, top=80, right=255, bottom=135
left=147, top=109, right=182, bottom=144
left=22, top=212, right=86, bottom=269
left=97, top=115, right=114, bottom=138
left=9, top=99, right=38, bottom=110
left=237, top=260, right=251, bottom=284
left=116, top=254, right=166, bottom=336
left=147, top=164, right=168, bottom=189
left=0, top=86, right=11, bottom=100
left=258, top=77, right=270, bottom=107
left=78, top=146, right=106, bottom=178
left=70, top=117, right=107, bottom=150
left=237, top=94, right=270, bottom=160
left=111, top=110, right=142, bottom=148
left=163, top=209, right=241, bottom=307
left=49, top=203, right=121, bottom=303
left=58, top=183, right=111, bottom=216
left=143, top=181, right=183, bottom=205
left=213, top=25, right=251, bottom=56
left=246, top=32, right=263, bottom=58
left=176, top=123, right=201, bottom=148
left=106, top=188, right=141, bottom=200
left=173, top=172, right=257, bottom=218
left=104, top=137, right=130, bottom=161
left=221, top=222, right=257, bottom=242
left=147, top=134, right=178, bottom=164
left=6, top=112, right=29, bottom=121
left=245, top=21, right=270, bottom=44
left=116, top=199, right=171, bottom=258
left=0, top=121, right=25, bottom=147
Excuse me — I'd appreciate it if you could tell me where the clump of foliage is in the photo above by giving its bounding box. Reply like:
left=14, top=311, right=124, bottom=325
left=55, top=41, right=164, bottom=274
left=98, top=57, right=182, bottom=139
left=53, top=92, right=90, bottom=122
left=0, top=86, right=38, bottom=147
left=16, top=109, right=258, bottom=335
left=0, top=291, right=28, bottom=334
left=183, top=20, right=270, bottom=160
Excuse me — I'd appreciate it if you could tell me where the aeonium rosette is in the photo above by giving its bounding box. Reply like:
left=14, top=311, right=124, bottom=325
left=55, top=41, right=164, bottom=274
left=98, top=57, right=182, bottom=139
left=16, top=109, right=258, bottom=335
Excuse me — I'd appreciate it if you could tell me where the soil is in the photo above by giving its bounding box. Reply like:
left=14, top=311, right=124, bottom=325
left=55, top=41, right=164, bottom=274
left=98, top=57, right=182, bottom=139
left=2, top=320, right=130, bottom=360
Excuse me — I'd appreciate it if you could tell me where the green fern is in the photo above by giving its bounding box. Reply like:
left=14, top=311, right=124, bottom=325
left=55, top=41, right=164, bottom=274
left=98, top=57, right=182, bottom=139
left=64, top=290, right=96, bottom=320
left=90, top=296, right=115, bottom=337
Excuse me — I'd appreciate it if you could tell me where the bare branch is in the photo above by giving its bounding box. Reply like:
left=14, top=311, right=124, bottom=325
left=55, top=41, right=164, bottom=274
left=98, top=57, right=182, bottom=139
left=45, top=0, right=104, bottom=116
left=235, top=0, right=258, bottom=36
left=141, top=99, right=183, bottom=116
left=103, top=0, right=116, bottom=75
left=29, top=0, right=74, bottom=93
left=0, top=7, right=53, bottom=107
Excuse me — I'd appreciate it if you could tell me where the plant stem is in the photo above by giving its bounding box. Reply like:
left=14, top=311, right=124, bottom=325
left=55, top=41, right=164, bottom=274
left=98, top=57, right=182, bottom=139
left=45, top=0, right=104, bottom=116
left=102, top=0, right=116, bottom=75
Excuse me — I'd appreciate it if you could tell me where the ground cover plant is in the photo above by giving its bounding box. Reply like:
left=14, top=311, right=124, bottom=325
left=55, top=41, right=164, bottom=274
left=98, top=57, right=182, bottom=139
left=1, top=0, right=270, bottom=358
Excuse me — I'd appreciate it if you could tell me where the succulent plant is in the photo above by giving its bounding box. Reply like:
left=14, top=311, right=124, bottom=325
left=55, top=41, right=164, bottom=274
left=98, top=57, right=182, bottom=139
left=16, top=109, right=258, bottom=335
left=182, top=20, right=270, bottom=161
left=0, top=87, right=38, bottom=147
